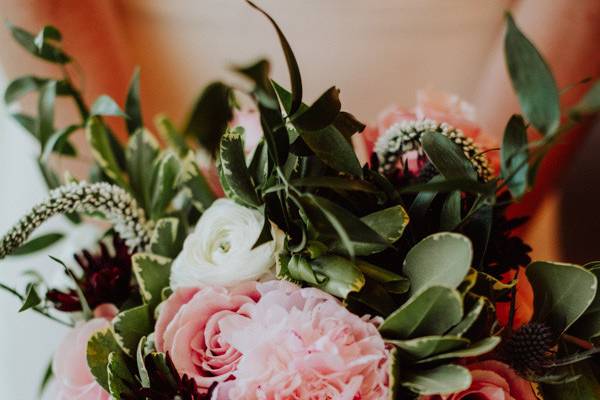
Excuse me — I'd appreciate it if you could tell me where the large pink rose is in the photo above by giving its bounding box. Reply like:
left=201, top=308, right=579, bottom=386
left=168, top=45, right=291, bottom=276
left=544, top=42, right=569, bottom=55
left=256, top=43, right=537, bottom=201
left=357, top=89, right=500, bottom=174
left=43, top=304, right=118, bottom=400
left=213, top=280, right=390, bottom=400
left=154, top=283, right=260, bottom=394
left=421, top=360, right=537, bottom=400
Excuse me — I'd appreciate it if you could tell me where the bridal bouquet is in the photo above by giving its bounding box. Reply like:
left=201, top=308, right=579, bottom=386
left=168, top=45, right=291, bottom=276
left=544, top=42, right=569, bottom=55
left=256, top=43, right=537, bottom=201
left=2, top=2, right=600, bottom=399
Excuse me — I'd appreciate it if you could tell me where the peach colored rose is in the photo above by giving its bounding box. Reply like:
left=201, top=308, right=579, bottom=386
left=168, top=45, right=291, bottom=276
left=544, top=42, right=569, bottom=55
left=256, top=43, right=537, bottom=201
left=421, top=360, right=537, bottom=400
left=213, top=280, right=390, bottom=400
left=358, top=89, right=500, bottom=173
left=43, top=304, right=118, bottom=400
left=154, top=283, right=260, bottom=394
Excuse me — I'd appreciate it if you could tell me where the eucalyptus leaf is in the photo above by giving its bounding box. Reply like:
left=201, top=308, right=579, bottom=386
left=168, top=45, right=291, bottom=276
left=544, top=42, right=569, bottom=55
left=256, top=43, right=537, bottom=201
left=504, top=14, right=560, bottom=135
left=403, top=232, right=473, bottom=295
left=568, top=266, right=600, bottom=340
left=402, top=364, right=471, bottom=395
left=570, top=80, right=600, bottom=117
left=417, top=336, right=500, bottom=363
left=390, top=336, right=469, bottom=361
left=10, top=232, right=63, bottom=256
left=440, top=191, right=461, bottom=231
left=41, top=124, right=79, bottom=160
left=501, top=114, right=529, bottom=198
left=37, top=81, right=56, bottom=144
left=526, top=261, right=597, bottom=335
left=4, top=75, right=46, bottom=104
left=380, top=286, right=463, bottom=340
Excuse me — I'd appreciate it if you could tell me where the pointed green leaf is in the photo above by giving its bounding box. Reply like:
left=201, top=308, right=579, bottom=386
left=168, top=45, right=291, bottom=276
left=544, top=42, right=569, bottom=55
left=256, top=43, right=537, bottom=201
left=6, top=22, right=70, bottom=64
left=154, top=114, right=189, bottom=157
left=569, top=266, right=600, bottom=340
left=125, top=67, right=143, bottom=135
left=18, top=284, right=41, bottom=312
left=504, top=14, right=560, bottom=135
left=293, top=86, right=341, bottom=131
left=184, top=82, right=233, bottom=155
left=180, top=153, right=216, bottom=212
left=126, top=128, right=160, bottom=210
left=10, top=232, right=63, bottom=256
left=37, top=80, right=56, bottom=144
left=421, top=131, right=477, bottom=181
left=107, top=351, right=136, bottom=398
left=310, top=255, right=365, bottom=298
left=448, top=295, right=486, bottom=336
left=91, top=95, right=128, bottom=118
left=501, top=114, right=529, bottom=198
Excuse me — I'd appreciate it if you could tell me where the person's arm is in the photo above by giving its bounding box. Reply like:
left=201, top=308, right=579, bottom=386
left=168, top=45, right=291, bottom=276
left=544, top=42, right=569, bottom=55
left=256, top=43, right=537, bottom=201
left=474, top=0, right=600, bottom=221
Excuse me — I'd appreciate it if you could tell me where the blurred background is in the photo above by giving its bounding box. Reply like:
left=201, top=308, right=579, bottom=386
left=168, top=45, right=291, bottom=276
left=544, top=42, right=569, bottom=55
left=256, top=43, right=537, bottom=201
left=0, top=1, right=598, bottom=398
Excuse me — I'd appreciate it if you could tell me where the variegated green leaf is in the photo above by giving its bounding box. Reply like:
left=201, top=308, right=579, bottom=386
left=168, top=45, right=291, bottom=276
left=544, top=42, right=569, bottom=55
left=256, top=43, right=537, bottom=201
left=132, top=253, right=172, bottom=310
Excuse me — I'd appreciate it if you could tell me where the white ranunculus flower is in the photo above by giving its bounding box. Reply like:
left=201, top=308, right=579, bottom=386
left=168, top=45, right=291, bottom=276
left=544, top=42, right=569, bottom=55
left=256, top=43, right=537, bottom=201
left=170, top=198, right=284, bottom=288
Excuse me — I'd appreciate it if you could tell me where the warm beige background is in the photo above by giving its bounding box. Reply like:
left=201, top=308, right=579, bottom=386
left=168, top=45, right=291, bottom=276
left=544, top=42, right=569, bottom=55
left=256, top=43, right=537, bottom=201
left=0, top=1, right=598, bottom=398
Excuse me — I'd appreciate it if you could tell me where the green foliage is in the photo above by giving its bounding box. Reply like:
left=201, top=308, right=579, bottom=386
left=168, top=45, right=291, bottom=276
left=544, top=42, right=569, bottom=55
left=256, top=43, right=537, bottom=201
left=380, top=286, right=463, bottom=340
left=421, top=132, right=477, bottom=180
left=112, top=305, right=153, bottom=356
left=18, top=284, right=41, bottom=312
left=504, top=13, right=560, bottom=136
left=571, top=81, right=600, bottom=117
left=132, top=253, right=172, bottom=311
left=149, top=218, right=184, bottom=259
left=403, top=233, right=473, bottom=295
left=87, top=328, right=123, bottom=392
left=107, top=351, right=137, bottom=398
left=569, top=265, right=600, bottom=340
left=526, top=261, right=597, bottom=335
left=6, top=23, right=70, bottom=64
left=309, top=255, right=365, bottom=298
left=501, top=115, right=529, bottom=198
left=10, top=232, right=63, bottom=256
left=184, top=82, right=233, bottom=155
left=86, top=117, right=129, bottom=188
left=151, top=154, right=181, bottom=219
left=90, top=95, right=128, bottom=118
left=126, top=129, right=160, bottom=211
left=125, top=67, right=143, bottom=135
left=402, top=364, right=471, bottom=395
left=218, top=127, right=260, bottom=207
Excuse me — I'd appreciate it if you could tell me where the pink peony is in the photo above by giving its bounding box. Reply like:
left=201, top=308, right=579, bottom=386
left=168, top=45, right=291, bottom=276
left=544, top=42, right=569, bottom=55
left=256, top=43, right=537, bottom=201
left=421, top=360, right=537, bottom=400
left=154, top=283, right=260, bottom=393
left=43, top=304, right=118, bottom=400
left=212, top=280, right=390, bottom=400
left=359, top=89, right=500, bottom=174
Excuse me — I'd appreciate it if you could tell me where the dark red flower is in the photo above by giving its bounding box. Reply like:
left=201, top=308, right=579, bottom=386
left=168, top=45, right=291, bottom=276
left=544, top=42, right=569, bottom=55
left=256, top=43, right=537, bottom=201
left=47, top=235, right=133, bottom=312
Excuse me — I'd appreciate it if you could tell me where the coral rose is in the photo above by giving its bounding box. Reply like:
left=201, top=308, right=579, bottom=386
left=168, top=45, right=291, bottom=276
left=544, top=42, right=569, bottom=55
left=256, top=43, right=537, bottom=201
left=357, top=89, right=500, bottom=174
left=154, top=283, right=260, bottom=394
left=43, top=304, right=118, bottom=400
left=213, top=280, right=390, bottom=400
left=421, top=360, right=537, bottom=400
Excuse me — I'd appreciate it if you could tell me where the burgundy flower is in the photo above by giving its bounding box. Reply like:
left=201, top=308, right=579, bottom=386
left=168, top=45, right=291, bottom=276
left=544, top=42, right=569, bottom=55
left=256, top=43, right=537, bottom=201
left=47, top=235, right=133, bottom=312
